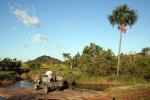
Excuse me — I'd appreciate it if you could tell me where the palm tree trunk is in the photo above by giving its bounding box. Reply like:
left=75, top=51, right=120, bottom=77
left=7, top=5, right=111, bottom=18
left=117, top=31, right=123, bottom=77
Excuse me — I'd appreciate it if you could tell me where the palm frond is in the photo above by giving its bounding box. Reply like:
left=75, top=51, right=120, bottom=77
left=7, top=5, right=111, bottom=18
left=108, top=4, right=138, bottom=29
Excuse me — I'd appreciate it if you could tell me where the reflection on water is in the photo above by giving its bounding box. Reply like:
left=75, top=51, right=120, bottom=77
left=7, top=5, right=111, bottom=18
left=0, top=80, right=33, bottom=88
left=0, top=80, right=33, bottom=100
left=0, top=80, right=114, bottom=91
left=0, top=97, right=4, bottom=100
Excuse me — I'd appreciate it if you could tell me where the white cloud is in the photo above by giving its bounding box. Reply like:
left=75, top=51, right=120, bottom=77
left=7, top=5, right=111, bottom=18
left=11, top=8, right=40, bottom=27
left=32, top=34, right=47, bottom=44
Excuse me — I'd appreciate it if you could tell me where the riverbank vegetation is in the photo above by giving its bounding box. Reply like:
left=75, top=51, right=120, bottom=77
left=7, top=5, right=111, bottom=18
left=19, top=43, right=150, bottom=84
left=0, top=58, right=22, bottom=83
left=0, top=43, right=150, bottom=85
left=0, top=43, right=149, bottom=99
left=61, top=43, right=150, bottom=84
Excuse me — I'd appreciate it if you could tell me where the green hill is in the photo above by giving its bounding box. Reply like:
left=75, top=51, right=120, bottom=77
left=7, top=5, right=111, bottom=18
left=24, top=55, right=62, bottom=69
left=32, top=55, right=62, bottom=64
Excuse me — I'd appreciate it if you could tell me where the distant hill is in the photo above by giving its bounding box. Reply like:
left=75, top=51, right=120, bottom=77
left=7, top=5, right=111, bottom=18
left=26, top=55, right=62, bottom=65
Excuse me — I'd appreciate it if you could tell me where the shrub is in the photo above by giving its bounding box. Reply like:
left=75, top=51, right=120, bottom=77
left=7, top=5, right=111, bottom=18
left=21, top=73, right=28, bottom=80
left=0, top=71, right=16, bottom=81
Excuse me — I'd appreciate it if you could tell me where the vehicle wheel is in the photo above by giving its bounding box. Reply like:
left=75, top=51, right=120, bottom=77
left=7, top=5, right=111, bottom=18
left=44, top=85, right=49, bottom=93
left=55, top=86, right=60, bottom=91
left=34, top=83, right=38, bottom=90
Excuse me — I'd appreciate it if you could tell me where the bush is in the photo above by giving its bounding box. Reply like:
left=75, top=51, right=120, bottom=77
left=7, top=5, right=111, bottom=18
left=63, top=69, right=83, bottom=83
left=0, top=71, right=17, bottom=81
left=21, top=73, right=28, bottom=80
left=114, top=75, right=146, bottom=83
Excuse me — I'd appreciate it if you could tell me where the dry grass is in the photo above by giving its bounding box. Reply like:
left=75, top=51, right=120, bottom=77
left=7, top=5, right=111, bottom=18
left=105, top=84, right=150, bottom=100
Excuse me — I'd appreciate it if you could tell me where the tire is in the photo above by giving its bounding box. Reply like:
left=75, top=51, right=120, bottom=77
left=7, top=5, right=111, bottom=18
left=58, top=86, right=63, bottom=91
left=55, top=86, right=61, bottom=91
left=34, top=83, right=38, bottom=90
left=44, top=85, right=49, bottom=93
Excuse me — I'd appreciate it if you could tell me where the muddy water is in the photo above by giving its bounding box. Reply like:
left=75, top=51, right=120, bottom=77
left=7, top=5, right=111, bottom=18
left=0, top=80, right=33, bottom=88
left=0, top=80, right=114, bottom=100
left=0, top=80, right=33, bottom=100
left=0, top=80, right=115, bottom=91
left=0, top=97, right=4, bottom=100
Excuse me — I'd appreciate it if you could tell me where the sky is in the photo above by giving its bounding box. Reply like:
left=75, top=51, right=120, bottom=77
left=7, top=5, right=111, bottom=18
left=0, top=0, right=150, bottom=61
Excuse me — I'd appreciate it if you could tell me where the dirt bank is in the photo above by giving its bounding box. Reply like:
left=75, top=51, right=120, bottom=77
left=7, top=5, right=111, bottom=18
left=0, top=80, right=15, bottom=85
left=0, top=87, right=111, bottom=100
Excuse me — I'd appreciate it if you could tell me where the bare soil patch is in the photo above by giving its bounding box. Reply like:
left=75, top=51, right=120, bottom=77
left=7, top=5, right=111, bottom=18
left=0, top=87, right=111, bottom=100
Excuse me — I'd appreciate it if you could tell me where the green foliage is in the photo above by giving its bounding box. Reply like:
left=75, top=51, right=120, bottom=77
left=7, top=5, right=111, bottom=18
left=63, top=43, right=150, bottom=83
left=28, top=63, right=40, bottom=71
left=115, top=75, right=146, bottom=83
left=20, top=73, right=28, bottom=80
left=12, top=43, right=149, bottom=84
left=0, top=71, right=17, bottom=81
left=64, top=43, right=116, bottom=76
left=0, top=58, right=22, bottom=81
left=140, top=47, right=150, bottom=55
left=108, top=4, right=138, bottom=28
left=63, top=69, right=83, bottom=83
left=25, top=55, right=63, bottom=72
left=62, top=53, right=71, bottom=60
left=33, top=55, right=62, bottom=64
left=0, top=58, right=21, bottom=72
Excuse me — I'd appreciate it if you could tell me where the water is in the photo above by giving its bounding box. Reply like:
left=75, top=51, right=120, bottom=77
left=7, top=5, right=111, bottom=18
left=0, top=97, right=4, bottom=100
left=0, top=80, right=113, bottom=90
left=0, top=80, right=33, bottom=100
left=0, top=80, right=33, bottom=88
left=0, top=80, right=113, bottom=99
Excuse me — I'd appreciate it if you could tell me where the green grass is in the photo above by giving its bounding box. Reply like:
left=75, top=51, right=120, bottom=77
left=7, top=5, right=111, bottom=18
left=105, top=85, right=150, bottom=100
left=0, top=71, right=17, bottom=81
left=20, top=73, right=28, bottom=80
left=26, top=63, right=149, bottom=85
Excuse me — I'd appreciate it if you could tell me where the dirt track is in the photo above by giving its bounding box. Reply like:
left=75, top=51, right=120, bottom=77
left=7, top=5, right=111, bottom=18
left=0, top=87, right=111, bottom=100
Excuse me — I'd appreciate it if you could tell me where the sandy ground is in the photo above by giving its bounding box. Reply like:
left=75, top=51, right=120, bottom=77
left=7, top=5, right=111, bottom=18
left=0, top=87, right=112, bottom=100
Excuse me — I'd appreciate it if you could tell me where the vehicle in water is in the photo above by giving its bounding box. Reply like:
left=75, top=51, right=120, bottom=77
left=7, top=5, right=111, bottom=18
left=33, top=71, right=64, bottom=93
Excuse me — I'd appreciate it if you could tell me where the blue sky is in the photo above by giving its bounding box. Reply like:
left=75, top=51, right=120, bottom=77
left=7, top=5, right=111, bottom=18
left=0, top=0, right=150, bottom=61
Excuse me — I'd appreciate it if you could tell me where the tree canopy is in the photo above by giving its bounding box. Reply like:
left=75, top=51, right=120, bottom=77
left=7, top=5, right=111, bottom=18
left=108, top=4, right=138, bottom=31
left=63, top=43, right=150, bottom=81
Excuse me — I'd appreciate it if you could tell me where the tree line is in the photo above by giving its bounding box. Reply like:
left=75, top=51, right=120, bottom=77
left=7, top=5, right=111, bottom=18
left=63, top=43, right=150, bottom=81
left=0, top=58, right=21, bottom=72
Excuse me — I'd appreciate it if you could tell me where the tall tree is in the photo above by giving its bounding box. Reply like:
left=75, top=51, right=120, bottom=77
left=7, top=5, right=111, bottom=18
left=63, top=53, right=71, bottom=60
left=62, top=53, right=72, bottom=69
left=108, top=4, right=138, bottom=76
left=141, top=47, right=150, bottom=56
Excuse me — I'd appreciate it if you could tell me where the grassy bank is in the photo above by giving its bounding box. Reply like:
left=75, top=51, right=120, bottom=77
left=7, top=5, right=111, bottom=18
left=105, top=85, right=150, bottom=100
left=0, top=71, right=18, bottom=84
left=27, top=66, right=149, bottom=85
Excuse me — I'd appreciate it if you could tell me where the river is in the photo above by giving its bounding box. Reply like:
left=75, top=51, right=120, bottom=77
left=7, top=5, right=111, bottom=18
left=0, top=80, right=113, bottom=100
left=0, top=80, right=33, bottom=100
left=0, top=80, right=33, bottom=88
left=0, top=80, right=111, bottom=90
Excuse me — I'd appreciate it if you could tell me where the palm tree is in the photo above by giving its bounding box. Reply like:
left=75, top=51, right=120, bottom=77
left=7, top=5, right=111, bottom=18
left=108, top=4, right=138, bottom=77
